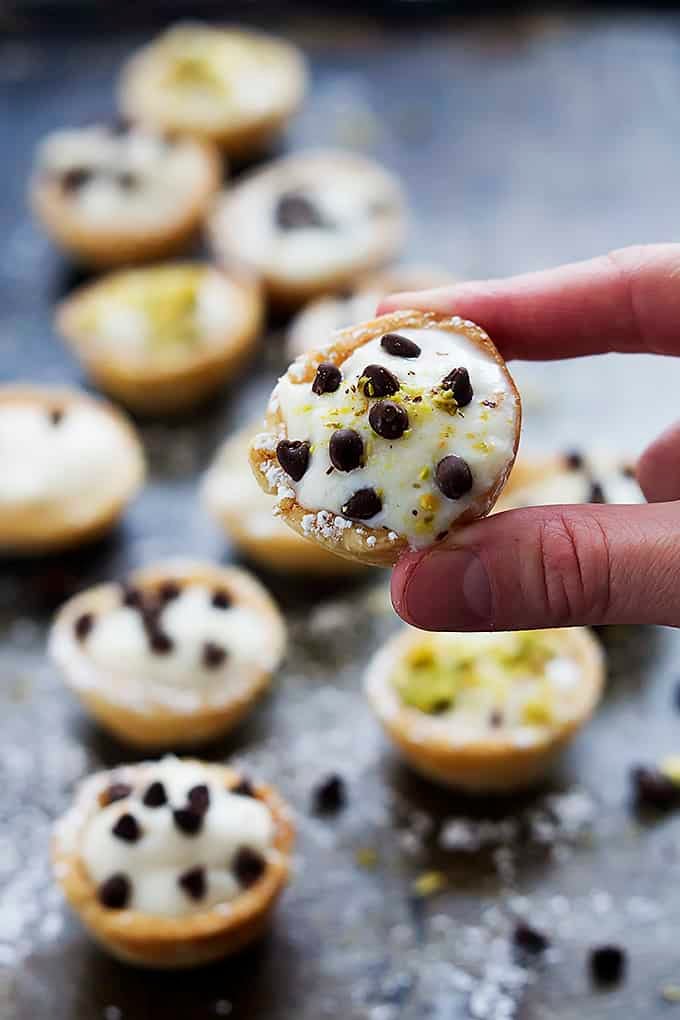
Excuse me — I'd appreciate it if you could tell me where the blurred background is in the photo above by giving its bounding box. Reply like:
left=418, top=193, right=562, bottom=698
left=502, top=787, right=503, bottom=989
left=4, top=7, right=680, bottom=1020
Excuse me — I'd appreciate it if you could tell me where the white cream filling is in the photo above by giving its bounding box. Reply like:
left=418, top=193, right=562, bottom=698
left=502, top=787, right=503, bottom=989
left=81, top=758, right=274, bottom=917
left=366, top=631, right=587, bottom=750
left=212, top=162, right=402, bottom=282
left=38, top=124, right=209, bottom=229
left=69, top=583, right=279, bottom=710
left=0, top=403, right=135, bottom=521
left=274, top=327, right=519, bottom=546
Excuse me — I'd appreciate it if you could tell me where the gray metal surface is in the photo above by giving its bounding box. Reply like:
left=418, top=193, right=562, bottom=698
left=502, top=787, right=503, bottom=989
left=2, top=13, right=680, bottom=1020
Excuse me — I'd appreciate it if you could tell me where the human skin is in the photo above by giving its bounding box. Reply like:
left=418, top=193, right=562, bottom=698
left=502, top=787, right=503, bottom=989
left=378, top=243, right=680, bottom=632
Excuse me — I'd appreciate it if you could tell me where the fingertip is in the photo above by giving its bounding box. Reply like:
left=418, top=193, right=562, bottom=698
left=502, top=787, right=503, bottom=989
left=390, top=548, right=422, bottom=624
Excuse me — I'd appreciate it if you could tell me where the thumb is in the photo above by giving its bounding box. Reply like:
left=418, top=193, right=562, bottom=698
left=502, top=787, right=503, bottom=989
left=391, top=503, right=680, bottom=631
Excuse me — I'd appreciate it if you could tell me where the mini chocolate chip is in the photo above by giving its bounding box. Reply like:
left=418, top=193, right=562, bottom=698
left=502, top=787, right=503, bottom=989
left=440, top=367, right=473, bottom=407
left=211, top=588, right=231, bottom=609
left=589, top=481, right=606, bottom=504
left=312, top=774, right=346, bottom=814
left=158, top=581, right=181, bottom=605
left=178, top=866, right=206, bottom=901
left=360, top=364, right=400, bottom=398
left=341, top=487, right=382, bottom=520
left=60, top=167, right=93, bottom=193
left=369, top=400, right=409, bottom=440
left=621, top=463, right=636, bottom=479
left=121, top=584, right=143, bottom=608
left=565, top=450, right=584, bottom=470
left=98, top=873, right=131, bottom=910
left=312, top=362, right=342, bottom=395
left=232, top=846, right=266, bottom=888
left=112, top=813, right=142, bottom=843
left=231, top=777, right=256, bottom=798
left=187, top=784, right=210, bottom=815
left=329, top=428, right=364, bottom=472
left=74, top=612, right=94, bottom=642
left=49, top=407, right=64, bottom=426
left=276, top=192, right=328, bottom=230
left=203, top=641, right=227, bottom=669
left=142, top=781, right=167, bottom=808
left=116, top=170, right=138, bottom=190
left=435, top=455, right=473, bottom=500
left=513, top=922, right=550, bottom=954
left=380, top=333, right=421, bottom=359
left=147, top=627, right=174, bottom=655
left=173, top=808, right=204, bottom=835
left=276, top=439, right=311, bottom=481
left=481, top=399, right=497, bottom=408
left=100, top=783, right=132, bottom=807
left=631, top=766, right=679, bottom=809
left=489, top=709, right=504, bottom=728
left=589, top=945, right=626, bottom=985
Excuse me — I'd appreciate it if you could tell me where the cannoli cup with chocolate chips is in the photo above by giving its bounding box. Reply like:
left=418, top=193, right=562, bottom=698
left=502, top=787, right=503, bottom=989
left=49, top=559, right=286, bottom=748
left=53, top=756, right=294, bottom=967
left=365, top=626, right=605, bottom=793
left=208, top=150, right=406, bottom=307
left=250, top=310, right=521, bottom=567
left=495, top=449, right=644, bottom=511
left=30, top=121, right=221, bottom=266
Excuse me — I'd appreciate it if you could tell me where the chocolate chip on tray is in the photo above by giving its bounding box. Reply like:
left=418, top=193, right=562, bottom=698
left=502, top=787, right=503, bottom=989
left=589, top=944, right=626, bottom=985
left=312, top=774, right=347, bottom=814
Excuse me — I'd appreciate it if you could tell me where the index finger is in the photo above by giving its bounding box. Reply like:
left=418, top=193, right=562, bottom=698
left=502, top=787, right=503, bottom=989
left=377, top=243, right=680, bottom=361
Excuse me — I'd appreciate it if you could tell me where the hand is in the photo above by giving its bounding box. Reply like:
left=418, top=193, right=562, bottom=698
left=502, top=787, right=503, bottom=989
left=378, top=243, right=680, bottom=632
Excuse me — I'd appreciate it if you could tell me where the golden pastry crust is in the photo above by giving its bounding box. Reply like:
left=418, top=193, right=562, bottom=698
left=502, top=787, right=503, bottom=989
left=207, top=150, right=406, bottom=308
left=52, top=760, right=295, bottom=968
left=365, top=626, right=605, bottom=793
left=49, top=559, right=286, bottom=748
left=30, top=138, right=221, bottom=267
left=249, top=310, right=521, bottom=568
left=56, top=263, right=263, bottom=414
left=118, top=25, right=307, bottom=157
left=202, top=425, right=365, bottom=575
left=0, top=384, right=145, bottom=555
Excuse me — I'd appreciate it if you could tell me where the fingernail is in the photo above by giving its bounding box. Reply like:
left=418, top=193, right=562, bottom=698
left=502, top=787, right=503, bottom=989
left=400, top=548, right=493, bottom=631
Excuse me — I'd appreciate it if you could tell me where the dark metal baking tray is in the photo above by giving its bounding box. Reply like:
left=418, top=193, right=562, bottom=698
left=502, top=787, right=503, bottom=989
left=3, top=12, right=680, bottom=1020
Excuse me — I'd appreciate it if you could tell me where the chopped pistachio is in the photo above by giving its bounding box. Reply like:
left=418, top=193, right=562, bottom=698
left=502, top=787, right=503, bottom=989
left=355, top=847, right=378, bottom=869
left=660, top=755, right=680, bottom=785
left=412, top=871, right=446, bottom=897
